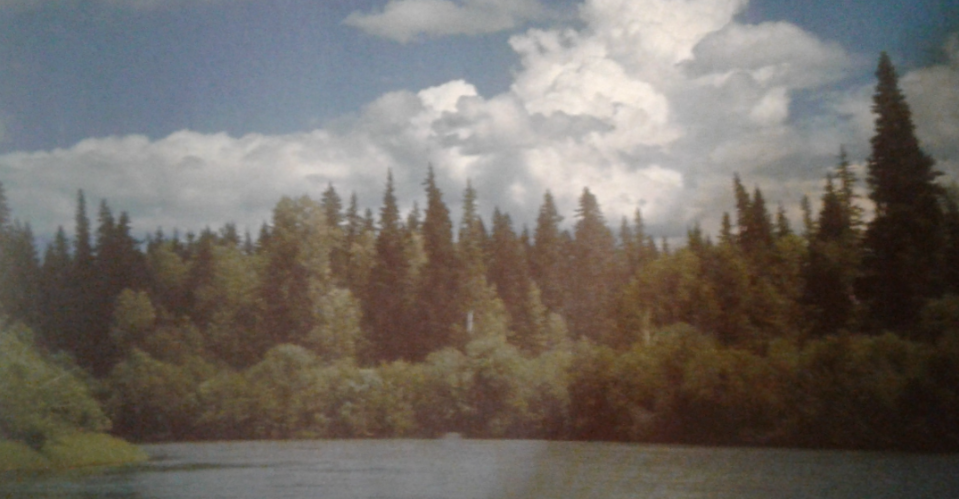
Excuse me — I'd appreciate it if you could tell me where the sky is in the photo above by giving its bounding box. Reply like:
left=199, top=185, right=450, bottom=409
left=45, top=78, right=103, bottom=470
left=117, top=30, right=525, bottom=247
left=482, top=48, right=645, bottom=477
left=0, top=0, right=957, bottom=244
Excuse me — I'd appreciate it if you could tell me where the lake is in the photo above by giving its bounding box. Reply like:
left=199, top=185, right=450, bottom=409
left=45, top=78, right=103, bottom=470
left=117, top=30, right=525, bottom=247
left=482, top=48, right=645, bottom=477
left=3, top=439, right=959, bottom=498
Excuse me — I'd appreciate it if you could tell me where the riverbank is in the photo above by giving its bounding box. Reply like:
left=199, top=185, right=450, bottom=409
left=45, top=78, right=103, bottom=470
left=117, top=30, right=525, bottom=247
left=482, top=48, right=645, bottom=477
left=0, top=433, right=147, bottom=473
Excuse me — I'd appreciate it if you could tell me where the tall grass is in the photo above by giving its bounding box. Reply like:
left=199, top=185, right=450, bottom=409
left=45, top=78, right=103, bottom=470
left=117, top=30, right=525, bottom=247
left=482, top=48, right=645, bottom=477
left=0, top=432, right=147, bottom=473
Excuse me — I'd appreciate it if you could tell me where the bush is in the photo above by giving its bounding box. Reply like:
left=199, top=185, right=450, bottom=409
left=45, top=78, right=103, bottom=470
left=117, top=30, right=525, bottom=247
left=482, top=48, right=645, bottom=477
left=0, top=323, right=109, bottom=449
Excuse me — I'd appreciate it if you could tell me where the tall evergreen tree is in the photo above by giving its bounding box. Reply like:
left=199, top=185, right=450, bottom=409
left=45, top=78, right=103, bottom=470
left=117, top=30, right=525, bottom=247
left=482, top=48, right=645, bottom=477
left=39, top=227, right=73, bottom=350
left=775, top=205, right=792, bottom=239
left=530, top=191, right=567, bottom=313
left=84, top=202, right=148, bottom=374
left=67, top=190, right=104, bottom=372
left=365, top=171, right=414, bottom=361
left=342, top=193, right=375, bottom=298
left=1, top=222, right=41, bottom=328
left=858, top=52, right=944, bottom=333
left=488, top=208, right=537, bottom=348
left=835, top=147, right=863, bottom=232
left=568, top=188, right=616, bottom=341
left=412, top=167, right=463, bottom=359
left=74, top=190, right=94, bottom=274
left=321, top=183, right=344, bottom=229
left=802, top=173, right=857, bottom=336
left=323, top=184, right=349, bottom=287
left=459, top=180, right=487, bottom=280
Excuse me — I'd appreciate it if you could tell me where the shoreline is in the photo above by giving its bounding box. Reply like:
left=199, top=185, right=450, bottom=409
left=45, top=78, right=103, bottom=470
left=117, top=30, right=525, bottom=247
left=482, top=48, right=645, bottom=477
left=0, top=432, right=148, bottom=473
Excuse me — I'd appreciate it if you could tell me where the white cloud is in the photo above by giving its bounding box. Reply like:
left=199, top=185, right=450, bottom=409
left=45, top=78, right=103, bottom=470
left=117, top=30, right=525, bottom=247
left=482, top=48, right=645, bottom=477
left=344, top=0, right=550, bottom=43
left=902, top=34, right=959, bottom=179
left=7, top=1, right=958, bottom=244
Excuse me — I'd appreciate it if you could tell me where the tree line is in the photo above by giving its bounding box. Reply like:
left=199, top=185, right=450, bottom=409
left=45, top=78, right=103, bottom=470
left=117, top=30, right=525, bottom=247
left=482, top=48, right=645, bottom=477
left=3, top=53, right=959, bottom=451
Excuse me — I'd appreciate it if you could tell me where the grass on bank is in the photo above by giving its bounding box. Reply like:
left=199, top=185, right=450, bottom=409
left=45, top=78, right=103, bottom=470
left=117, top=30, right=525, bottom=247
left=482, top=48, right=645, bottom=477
left=0, top=432, right=147, bottom=473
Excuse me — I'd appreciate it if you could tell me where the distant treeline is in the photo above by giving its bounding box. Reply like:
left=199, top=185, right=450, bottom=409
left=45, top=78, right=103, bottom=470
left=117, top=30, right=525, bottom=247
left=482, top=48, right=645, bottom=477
left=3, top=53, right=959, bottom=451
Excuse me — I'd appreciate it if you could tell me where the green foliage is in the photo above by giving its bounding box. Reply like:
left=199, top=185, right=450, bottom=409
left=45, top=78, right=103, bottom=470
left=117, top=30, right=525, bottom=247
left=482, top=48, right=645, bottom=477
left=0, top=323, right=109, bottom=449
left=107, top=349, right=216, bottom=440
left=619, top=249, right=717, bottom=336
left=40, top=432, right=147, bottom=469
left=304, top=287, right=365, bottom=363
left=0, top=440, right=49, bottom=472
left=0, top=433, right=146, bottom=472
left=111, top=289, right=157, bottom=352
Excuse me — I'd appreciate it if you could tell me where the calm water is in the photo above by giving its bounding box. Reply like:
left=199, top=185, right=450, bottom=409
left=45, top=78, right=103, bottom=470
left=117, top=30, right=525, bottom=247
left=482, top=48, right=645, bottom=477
left=3, top=439, right=959, bottom=499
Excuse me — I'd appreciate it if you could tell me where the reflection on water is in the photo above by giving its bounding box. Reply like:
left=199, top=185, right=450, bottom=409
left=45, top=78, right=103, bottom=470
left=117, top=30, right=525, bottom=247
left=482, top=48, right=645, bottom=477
left=3, top=440, right=959, bottom=499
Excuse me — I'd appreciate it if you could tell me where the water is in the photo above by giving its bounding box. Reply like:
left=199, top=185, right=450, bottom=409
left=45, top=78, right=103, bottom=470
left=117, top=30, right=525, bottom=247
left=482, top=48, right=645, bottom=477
left=3, top=439, right=959, bottom=498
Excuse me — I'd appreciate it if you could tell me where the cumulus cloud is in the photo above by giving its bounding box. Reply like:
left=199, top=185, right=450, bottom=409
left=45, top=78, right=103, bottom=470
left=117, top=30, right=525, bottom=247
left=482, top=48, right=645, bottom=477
left=902, top=34, right=959, bottom=179
left=6, top=0, right=958, bottom=243
left=344, top=0, right=550, bottom=43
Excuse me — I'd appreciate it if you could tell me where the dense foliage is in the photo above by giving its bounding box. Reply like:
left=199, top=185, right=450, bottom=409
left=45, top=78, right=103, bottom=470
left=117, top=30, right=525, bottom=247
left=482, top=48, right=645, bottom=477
left=3, top=54, right=959, bottom=451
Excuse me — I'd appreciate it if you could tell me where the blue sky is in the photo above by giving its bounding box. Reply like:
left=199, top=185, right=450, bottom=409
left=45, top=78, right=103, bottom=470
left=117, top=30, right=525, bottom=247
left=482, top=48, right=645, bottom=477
left=1, top=0, right=957, bottom=241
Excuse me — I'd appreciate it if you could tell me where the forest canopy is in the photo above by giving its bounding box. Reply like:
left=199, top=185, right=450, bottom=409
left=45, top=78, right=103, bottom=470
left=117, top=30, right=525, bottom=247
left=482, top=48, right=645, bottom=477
left=2, top=54, right=959, bottom=451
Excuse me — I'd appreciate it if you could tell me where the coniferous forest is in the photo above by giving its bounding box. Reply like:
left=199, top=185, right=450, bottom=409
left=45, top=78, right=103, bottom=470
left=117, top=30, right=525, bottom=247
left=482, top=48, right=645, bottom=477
left=4, top=54, right=959, bottom=452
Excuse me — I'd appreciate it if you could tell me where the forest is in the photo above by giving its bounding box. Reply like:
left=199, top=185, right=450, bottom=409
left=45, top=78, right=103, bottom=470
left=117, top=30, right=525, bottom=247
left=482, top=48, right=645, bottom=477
left=2, top=53, right=959, bottom=452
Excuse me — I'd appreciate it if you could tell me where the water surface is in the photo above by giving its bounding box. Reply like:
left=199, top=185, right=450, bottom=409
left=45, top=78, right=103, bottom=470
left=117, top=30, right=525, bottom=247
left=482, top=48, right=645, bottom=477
left=3, top=439, right=958, bottom=498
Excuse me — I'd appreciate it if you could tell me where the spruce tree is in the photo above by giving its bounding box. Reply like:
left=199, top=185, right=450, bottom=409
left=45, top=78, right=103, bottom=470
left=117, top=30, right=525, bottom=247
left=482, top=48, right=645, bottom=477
left=39, top=227, right=73, bottom=351
left=530, top=191, right=567, bottom=313
left=858, top=52, right=943, bottom=333
left=568, top=188, right=616, bottom=341
left=775, top=205, right=792, bottom=238
left=488, top=208, right=536, bottom=348
left=413, top=167, right=463, bottom=359
left=365, top=171, right=413, bottom=361
left=459, top=180, right=488, bottom=289
left=802, top=174, right=855, bottom=336
left=323, top=184, right=349, bottom=287
left=69, top=190, right=102, bottom=372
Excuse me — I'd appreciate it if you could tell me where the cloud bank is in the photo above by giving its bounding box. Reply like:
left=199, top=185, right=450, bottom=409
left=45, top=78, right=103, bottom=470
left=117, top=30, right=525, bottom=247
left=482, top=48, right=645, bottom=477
left=2, top=0, right=958, bottom=243
left=344, top=0, right=551, bottom=43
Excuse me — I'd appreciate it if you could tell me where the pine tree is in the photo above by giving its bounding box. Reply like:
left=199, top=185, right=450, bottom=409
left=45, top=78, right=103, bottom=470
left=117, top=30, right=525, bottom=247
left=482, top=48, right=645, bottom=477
left=802, top=173, right=856, bottom=336
left=321, top=183, right=344, bottom=229
left=39, top=227, right=73, bottom=351
left=487, top=208, right=537, bottom=349
left=459, top=180, right=488, bottom=291
left=530, top=191, right=567, bottom=313
left=323, top=184, right=349, bottom=287
left=719, top=212, right=734, bottom=246
left=775, top=205, right=792, bottom=238
left=801, top=195, right=815, bottom=240
left=568, top=188, right=616, bottom=341
left=2, top=222, right=40, bottom=328
left=67, top=190, right=103, bottom=372
left=365, top=171, right=414, bottom=361
left=343, top=193, right=374, bottom=298
left=836, top=147, right=863, bottom=232
left=858, top=52, right=944, bottom=333
left=74, top=190, right=93, bottom=274
left=412, top=167, right=463, bottom=359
